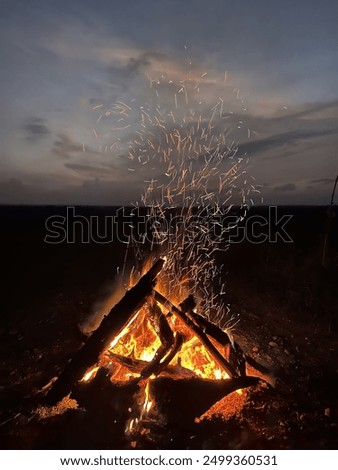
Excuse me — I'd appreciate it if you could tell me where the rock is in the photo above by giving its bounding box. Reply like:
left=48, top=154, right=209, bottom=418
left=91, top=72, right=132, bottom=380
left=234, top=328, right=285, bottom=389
left=284, top=349, right=290, bottom=356
left=252, top=346, right=259, bottom=353
left=269, top=341, right=278, bottom=348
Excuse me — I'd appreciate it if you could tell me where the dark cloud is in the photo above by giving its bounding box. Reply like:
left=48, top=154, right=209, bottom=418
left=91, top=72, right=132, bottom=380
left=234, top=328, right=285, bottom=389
left=65, top=162, right=105, bottom=173
left=64, top=162, right=122, bottom=179
left=52, top=133, right=103, bottom=159
left=106, top=51, right=165, bottom=91
left=273, top=183, right=297, bottom=192
left=52, top=133, right=83, bottom=158
left=52, top=133, right=89, bottom=158
left=274, top=99, right=338, bottom=121
left=23, top=117, right=50, bottom=142
left=310, top=178, right=336, bottom=186
left=238, top=127, right=338, bottom=157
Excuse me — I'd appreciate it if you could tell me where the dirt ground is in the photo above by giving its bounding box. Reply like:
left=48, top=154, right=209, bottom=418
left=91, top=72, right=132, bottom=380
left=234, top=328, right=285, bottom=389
left=0, top=205, right=337, bottom=449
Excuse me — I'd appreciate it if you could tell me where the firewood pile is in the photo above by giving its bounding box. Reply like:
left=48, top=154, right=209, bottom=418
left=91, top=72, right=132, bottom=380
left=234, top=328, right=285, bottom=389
left=44, top=259, right=271, bottom=426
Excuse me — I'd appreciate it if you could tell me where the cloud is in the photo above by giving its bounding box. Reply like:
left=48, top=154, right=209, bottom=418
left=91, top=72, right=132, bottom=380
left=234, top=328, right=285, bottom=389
left=107, top=51, right=165, bottom=77
left=52, top=133, right=91, bottom=159
left=64, top=162, right=124, bottom=181
left=23, top=117, right=50, bottom=142
left=273, top=183, right=297, bottom=192
left=64, top=162, right=106, bottom=173
left=310, top=178, right=336, bottom=186
left=274, top=99, right=338, bottom=121
left=238, top=127, right=338, bottom=157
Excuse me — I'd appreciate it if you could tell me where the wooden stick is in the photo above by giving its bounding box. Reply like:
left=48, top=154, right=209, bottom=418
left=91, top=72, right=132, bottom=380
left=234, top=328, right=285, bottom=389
left=44, top=259, right=165, bottom=405
left=106, top=352, right=147, bottom=373
left=189, top=310, right=231, bottom=346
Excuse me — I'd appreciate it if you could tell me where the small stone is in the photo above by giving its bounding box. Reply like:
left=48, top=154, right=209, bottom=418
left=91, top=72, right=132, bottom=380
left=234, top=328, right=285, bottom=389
left=265, top=355, right=272, bottom=362
left=284, top=349, right=290, bottom=356
left=252, top=346, right=259, bottom=353
left=269, top=341, right=278, bottom=348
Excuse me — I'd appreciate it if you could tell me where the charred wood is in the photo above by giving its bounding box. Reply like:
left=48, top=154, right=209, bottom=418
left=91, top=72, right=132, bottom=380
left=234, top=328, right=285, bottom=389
left=140, top=332, right=185, bottom=379
left=151, top=376, right=261, bottom=424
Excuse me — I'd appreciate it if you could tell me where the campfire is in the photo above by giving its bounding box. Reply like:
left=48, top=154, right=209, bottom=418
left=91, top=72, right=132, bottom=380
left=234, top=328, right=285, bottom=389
left=44, top=258, right=270, bottom=435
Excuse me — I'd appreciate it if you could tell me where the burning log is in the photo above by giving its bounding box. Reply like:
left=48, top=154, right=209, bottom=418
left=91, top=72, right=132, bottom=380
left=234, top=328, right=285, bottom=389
left=152, top=290, right=238, bottom=378
left=245, top=354, right=271, bottom=377
left=177, top=297, right=270, bottom=379
left=138, top=297, right=175, bottom=379
left=106, top=352, right=148, bottom=374
left=150, top=376, right=261, bottom=425
left=44, top=259, right=165, bottom=405
left=189, top=309, right=231, bottom=347
left=150, top=333, right=185, bottom=376
left=188, top=310, right=246, bottom=376
left=72, top=368, right=260, bottom=430
left=140, top=333, right=185, bottom=379
left=147, top=296, right=174, bottom=348
left=106, top=349, right=196, bottom=379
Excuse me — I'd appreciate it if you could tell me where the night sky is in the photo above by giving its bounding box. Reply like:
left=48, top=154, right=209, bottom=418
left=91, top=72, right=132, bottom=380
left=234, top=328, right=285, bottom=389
left=0, top=0, right=337, bottom=205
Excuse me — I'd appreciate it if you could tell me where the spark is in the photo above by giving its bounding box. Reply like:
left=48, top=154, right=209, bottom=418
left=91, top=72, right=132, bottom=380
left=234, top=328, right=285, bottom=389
left=91, top=61, right=259, bottom=328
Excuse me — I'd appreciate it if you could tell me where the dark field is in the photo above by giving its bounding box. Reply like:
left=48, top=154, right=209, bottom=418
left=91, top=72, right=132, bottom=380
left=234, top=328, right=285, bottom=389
left=0, top=205, right=337, bottom=449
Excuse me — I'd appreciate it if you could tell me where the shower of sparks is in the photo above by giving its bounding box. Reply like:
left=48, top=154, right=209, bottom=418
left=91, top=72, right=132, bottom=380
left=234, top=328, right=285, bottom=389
left=91, top=55, right=257, bottom=328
